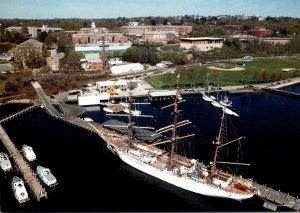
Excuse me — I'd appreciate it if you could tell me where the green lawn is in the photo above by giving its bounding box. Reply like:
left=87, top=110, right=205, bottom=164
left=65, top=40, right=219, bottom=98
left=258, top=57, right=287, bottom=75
left=146, top=57, right=300, bottom=89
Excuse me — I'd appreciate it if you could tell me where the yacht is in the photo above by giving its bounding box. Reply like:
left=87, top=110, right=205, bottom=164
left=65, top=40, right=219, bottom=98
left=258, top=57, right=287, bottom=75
left=0, top=152, right=12, bottom=172
left=11, top=176, right=30, bottom=204
left=22, top=144, right=36, bottom=162
left=36, top=165, right=58, bottom=187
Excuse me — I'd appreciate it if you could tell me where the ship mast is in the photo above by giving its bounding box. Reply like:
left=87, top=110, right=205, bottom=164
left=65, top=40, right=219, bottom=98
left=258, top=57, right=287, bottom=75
left=127, top=78, right=133, bottom=148
left=168, top=74, right=180, bottom=170
left=211, top=108, right=226, bottom=174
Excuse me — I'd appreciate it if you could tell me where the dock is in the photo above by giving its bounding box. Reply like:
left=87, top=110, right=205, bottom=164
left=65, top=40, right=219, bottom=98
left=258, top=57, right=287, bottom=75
left=0, top=125, right=47, bottom=201
left=0, top=104, right=38, bottom=124
left=253, top=182, right=300, bottom=211
left=263, top=88, right=300, bottom=99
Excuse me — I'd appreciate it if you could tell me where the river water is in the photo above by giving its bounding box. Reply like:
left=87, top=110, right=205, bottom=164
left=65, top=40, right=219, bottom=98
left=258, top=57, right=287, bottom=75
left=0, top=85, right=300, bottom=212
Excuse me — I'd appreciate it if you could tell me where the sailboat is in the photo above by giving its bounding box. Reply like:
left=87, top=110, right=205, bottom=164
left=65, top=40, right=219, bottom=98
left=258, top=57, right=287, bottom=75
left=96, top=74, right=255, bottom=200
left=201, top=72, right=215, bottom=102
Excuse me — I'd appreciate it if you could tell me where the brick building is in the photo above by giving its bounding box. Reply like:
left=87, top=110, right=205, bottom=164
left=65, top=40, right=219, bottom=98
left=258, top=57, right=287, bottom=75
left=222, top=25, right=240, bottom=35
left=244, top=27, right=273, bottom=38
left=12, top=39, right=43, bottom=68
left=120, top=25, right=192, bottom=37
left=142, top=31, right=177, bottom=44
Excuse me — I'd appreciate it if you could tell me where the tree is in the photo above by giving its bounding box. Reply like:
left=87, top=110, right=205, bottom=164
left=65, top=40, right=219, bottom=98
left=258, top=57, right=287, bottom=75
left=60, top=49, right=80, bottom=72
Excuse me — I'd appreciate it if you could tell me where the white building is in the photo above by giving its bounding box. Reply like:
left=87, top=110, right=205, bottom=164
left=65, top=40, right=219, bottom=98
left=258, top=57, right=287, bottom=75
left=78, top=93, right=110, bottom=106
left=96, top=80, right=128, bottom=93
left=110, top=63, right=144, bottom=75
left=180, top=37, right=224, bottom=52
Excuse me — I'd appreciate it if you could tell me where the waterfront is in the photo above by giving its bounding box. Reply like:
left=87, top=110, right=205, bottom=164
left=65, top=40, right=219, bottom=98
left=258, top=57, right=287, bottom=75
left=0, top=85, right=300, bottom=212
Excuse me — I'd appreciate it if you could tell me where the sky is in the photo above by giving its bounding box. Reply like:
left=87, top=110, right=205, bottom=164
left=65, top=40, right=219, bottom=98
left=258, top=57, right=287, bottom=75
left=0, top=0, right=299, bottom=19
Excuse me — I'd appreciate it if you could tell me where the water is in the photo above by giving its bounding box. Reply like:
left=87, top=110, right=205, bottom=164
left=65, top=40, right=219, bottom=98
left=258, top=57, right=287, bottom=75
left=1, top=86, right=300, bottom=212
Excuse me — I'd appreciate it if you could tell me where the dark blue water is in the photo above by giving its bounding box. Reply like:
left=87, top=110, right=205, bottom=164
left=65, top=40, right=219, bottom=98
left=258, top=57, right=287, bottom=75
left=280, top=83, right=300, bottom=93
left=1, top=86, right=300, bottom=212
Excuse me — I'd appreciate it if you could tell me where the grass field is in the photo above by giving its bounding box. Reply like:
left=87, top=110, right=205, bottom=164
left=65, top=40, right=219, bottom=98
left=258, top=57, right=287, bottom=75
left=146, top=57, right=300, bottom=89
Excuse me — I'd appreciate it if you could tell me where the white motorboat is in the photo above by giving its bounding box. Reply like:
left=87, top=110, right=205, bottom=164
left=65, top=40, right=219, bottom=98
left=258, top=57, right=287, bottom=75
left=103, top=107, right=114, bottom=113
left=11, top=176, right=30, bottom=204
left=22, top=144, right=36, bottom=162
left=123, top=108, right=141, bottom=116
left=36, top=165, right=58, bottom=187
left=0, top=152, right=12, bottom=172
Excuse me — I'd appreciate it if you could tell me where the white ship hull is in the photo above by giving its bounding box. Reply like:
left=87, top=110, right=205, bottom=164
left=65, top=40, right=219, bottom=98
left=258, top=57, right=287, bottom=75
left=114, top=147, right=254, bottom=200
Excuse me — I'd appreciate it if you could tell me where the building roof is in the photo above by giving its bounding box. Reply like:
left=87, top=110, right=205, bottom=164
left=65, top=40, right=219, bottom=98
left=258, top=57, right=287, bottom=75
left=85, top=53, right=102, bottom=63
left=75, top=45, right=131, bottom=52
left=96, top=80, right=127, bottom=87
left=180, top=37, right=224, bottom=41
left=263, top=37, right=292, bottom=41
left=17, top=39, right=43, bottom=49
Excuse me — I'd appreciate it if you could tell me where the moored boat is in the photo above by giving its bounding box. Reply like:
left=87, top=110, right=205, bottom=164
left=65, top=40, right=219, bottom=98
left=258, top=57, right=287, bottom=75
left=22, top=144, right=36, bottom=162
left=36, top=165, right=58, bottom=187
left=0, top=152, right=13, bottom=172
left=11, top=176, right=30, bottom=204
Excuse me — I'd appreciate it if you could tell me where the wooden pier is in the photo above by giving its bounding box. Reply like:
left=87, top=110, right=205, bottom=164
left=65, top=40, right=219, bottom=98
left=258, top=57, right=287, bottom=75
left=0, top=105, right=38, bottom=124
left=253, top=182, right=300, bottom=211
left=264, top=88, right=300, bottom=98
left=0, top=125, right=47, bottom=201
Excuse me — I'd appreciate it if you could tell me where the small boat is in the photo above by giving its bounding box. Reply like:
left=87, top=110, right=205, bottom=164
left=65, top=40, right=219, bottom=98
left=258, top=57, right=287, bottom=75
left=123, top=108, right=141, bottom=116
left=223, top=107, right=239, bottom=117
left=83, top=117, right=94, bottom=122
left=103, top=107, right=114, bottom=113
left=11, top=176, right=30, bottom=204
left=211, top=100, right=222, bottom=108
left=201, top=92, right=213, bottom=102
left=22, top=144, right=36, bottom=162
left=36, top=165, right=58, bottom=187
left=0, top=152, right=12, bottom=172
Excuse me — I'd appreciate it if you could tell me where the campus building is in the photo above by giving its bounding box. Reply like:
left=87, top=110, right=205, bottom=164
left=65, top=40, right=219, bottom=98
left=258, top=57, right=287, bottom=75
left=120, top=25, right=192, bottom=37
left=180, top=37, right=224, bottom=51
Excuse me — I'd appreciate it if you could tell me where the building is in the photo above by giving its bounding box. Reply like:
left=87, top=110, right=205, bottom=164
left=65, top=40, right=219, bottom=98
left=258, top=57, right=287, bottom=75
left=74, top=45, right=131, bottom=54
left=222, top=25, right=240, bottom=35
left=96, top=80, right=128, bottom=93
left=128, top=22, right=139, bottom=26
left=6, top=25, right=64, bottom=38
left=71, top=21, right=127, bottom=45
left=180, top=37, right=224, bottom=51
left=263, top=37, right=291, bottom=45
left=244, top=27, right=273, bottom=38
left=12, top=39, right=43, bottom=68
left=81, top=53, right=103, bottom=70
left=142, top=31, right=177, bottom=44
left=110, top=63, right=144, bottom=75
left=108, top=58, right=122, bottom=66
left=72, top=32, right=127, bottom=45
left=120, top=25, right=192, bottom=37
left=46, top=52, right=65, bottom=71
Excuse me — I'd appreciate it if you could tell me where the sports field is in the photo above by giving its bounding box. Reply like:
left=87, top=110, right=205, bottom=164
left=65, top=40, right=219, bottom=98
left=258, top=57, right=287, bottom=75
left=146, top=57, right=300, bottom=89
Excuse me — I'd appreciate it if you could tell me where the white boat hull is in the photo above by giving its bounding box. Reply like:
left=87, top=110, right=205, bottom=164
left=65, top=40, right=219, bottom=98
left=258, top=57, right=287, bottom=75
left=115, top=148, right=254, bottom=200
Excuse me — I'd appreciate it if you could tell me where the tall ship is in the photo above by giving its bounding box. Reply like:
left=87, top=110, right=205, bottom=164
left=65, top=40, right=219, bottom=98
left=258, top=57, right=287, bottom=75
left=95, top=74, right=255, bottom=200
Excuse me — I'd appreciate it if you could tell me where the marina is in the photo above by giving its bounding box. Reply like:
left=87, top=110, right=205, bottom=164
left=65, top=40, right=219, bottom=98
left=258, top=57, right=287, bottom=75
left=0, top=81, right=299, bottom=211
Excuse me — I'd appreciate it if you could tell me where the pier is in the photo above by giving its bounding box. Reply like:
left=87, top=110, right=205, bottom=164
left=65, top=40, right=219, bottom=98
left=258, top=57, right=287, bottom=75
left=253, top=182, right=300, bottom=211
left=263, top=88, right=300, bottom=98
left=0, top=105, right=38, bottom=124
left=0, top=125, right=47, bottom=201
